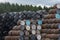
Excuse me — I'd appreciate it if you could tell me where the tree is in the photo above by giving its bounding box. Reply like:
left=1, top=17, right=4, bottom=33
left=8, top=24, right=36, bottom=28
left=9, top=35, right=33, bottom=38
left=38, top=6, right=42, bottom=10
left=0, top=2, right=54, bottom=13
left=44, top=6, right=49, bottom=12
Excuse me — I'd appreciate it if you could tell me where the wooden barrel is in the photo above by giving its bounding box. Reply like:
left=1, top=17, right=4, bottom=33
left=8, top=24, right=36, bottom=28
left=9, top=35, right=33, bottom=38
left=43, top=14, right=55, bottom=19
left=54, top=19, right=60, bottom=23
left=31, top=20, right=37, bottom=24
left=42, top=24, right=58, bottom=29
left=42, top=38, right=51, bottom=40
left=49, top=9, right=56, bottom=14
left=5, top=36, right=20, bottom=40
left=43, top=19, right=60, bottom=24
left=42, top=34, right=60, bottom=38
left=42, top=19, right=54, bottom=24
left=41, top=29, right=60, bottom=34
left=8, top=30, right=20, bottom=36
left=17, top=20, right=20, bottom=26
left=12, top=25, right=20, bottom=30
left=42, top=38, right=57, bottom=40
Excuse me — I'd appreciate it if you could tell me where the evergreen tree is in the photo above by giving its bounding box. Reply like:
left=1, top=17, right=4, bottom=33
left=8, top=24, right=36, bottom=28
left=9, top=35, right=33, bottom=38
left=0, top=2, right=54, bottom=13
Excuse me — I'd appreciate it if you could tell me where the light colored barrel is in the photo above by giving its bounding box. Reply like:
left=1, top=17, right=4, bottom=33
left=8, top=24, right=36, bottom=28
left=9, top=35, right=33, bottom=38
left=20, top=20, right=25, bottom=25
left=36, top=34, right=41, bottom=40
left=31, top=24, right=36, bottom=30
left=26, top=25, right=30, bottom=31
left=31, top=30, right=36, bottom=35
left=24, top=30, right=30, bottom=36
left=37, top=25, right=41, bottom=30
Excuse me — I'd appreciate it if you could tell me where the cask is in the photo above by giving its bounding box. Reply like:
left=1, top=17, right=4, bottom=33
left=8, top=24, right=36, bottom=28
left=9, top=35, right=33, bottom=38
left=42, top=24, right=58, bottom=29
left=5, top=36, right=20, bottom=40
left=12, top=25, right=20, bottom=30
left=8, top=30, right=20, bottom=36
left=42, top=34, right=60, bottom=38
left=41, top=29, right=60, bottom=34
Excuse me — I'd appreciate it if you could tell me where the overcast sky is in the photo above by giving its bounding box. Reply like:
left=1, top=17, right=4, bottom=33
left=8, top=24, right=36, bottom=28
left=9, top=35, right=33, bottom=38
left=0, top=0, right=60, bottom=7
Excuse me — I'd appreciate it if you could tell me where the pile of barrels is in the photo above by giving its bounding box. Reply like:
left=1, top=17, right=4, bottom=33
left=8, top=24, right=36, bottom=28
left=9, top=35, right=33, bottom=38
left=4, top=11, right=43, bottom=40
left=1, top=9, right=60, bottom=40
left=5, top=9, right=60, bottom=40
left=0, top=13, right=19, bottom=40
left=5, top=19, right=42, bottom=40
left=0, top=11, right=44, bottom=40
left=42, top=9, right=60, bottom=40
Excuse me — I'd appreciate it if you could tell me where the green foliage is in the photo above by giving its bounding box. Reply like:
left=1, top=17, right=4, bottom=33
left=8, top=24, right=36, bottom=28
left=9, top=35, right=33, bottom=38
left=0, top=2, right=54, bottom=13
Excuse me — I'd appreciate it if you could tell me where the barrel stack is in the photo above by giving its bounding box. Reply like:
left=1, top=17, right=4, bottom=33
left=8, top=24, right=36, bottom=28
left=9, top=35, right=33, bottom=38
left=4, top=11, right=42, bottom=40
left=4, top=20, right=42, bottom=40
left=4, top=9, right=60, bottom=40
left=42, top=9, right=60, bottom=40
